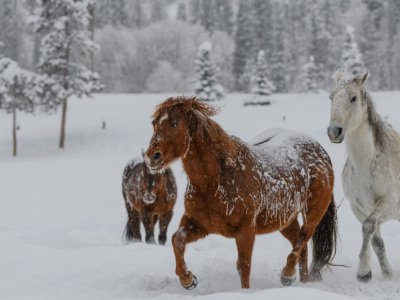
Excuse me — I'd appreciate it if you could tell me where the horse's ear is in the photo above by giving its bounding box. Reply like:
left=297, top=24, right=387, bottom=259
left=360, top=72, right=368, bottom=86
left=353, top=71, right=368, bottom=87
left=335, top=68, right=344, bottom=82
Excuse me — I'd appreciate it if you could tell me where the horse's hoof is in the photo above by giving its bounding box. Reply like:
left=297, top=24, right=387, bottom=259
left=158, top=235, right=167, bottom=245
left=357, top=271, right=372, bottom=283
left=383, top=270, right=393, bottom=280
left=308, top=271, right=322, bottom=282
left=281, top=274, right=296, bottom=286
left=145, top=236, right=155, bottom=244
left=182, top=274, right=198, bottom=290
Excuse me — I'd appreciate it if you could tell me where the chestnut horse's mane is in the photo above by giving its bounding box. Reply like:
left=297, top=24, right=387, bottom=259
left=152, top=96, right=220, bottom=123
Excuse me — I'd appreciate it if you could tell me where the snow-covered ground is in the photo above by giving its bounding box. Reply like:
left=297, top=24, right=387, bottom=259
left=1, top=93, right=400, bottom=300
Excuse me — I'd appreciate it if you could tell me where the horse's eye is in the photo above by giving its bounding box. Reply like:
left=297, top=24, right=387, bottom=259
left=171, top=120, right=178, bottom=128
left=351, top=96, right=357, bottom=103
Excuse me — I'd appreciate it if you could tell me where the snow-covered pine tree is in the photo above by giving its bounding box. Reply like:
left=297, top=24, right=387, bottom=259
left=233, top=0, right=255, bottom=91
left=341, top=26, right=366, bottom=77
left=301, top=56, right=319, bottom=93
left=244, top=50, right=274, bottom=106
left=251, top=50, right=274, bottom=96
left=194, top=42, right=224, bottom=102
left=0, top=0, right=23, bottom=62
left=150, top=0, right=167, bottom=23
left=34, top=0, right=103, bottom=149
left=361, top=0, right=387, bottom=90
left=95, top=0, right=129, bottom=28
left=269, top=2, right=286, bottom=93
left=0, top=50, right=56, bottom=156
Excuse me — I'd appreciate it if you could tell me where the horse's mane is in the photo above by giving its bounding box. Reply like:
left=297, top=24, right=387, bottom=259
left=153, top=96, right=219, bottom=123
left=364, top=92, right=392, bottom=151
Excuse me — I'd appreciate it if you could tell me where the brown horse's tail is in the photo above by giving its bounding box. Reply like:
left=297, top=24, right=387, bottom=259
left=310, top=195, right=338, bottom=279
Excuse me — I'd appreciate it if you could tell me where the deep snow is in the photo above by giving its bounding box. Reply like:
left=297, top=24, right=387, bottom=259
left=1, top=93, right=400, bottom=300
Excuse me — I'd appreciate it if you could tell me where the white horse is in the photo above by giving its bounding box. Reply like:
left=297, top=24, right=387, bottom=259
left=328, top=70, right=400, bottom=282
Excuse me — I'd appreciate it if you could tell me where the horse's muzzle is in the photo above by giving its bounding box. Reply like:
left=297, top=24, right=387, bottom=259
left=144, top=151, right=164, bottom=174
left=327, top=125, right=344, bottom=143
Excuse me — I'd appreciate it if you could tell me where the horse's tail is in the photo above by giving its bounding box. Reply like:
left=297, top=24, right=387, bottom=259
left=311, top=195, right=338, bottom=278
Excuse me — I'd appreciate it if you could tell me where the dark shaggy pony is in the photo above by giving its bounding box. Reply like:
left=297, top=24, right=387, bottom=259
left=122, top=158, right=177, bottom=245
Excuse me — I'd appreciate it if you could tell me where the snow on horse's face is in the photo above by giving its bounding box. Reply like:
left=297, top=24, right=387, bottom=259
left=327, top=70, right=368, bottom=143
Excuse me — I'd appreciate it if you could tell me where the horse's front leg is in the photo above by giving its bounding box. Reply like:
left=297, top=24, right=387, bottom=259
left=235, top=231, right=255, bottom=288
left=357, top=196, right=392, bottom=282
left=372, top=227, right=393, bottom=280
left=141, top=209, right=156, bottom=244
left=172, top=215, right=207, bottom=289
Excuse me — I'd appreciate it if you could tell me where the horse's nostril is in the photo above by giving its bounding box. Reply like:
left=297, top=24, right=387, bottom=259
left=337, top=127, right=343, bottom=136
left=153, top=152, right=161, bottom=161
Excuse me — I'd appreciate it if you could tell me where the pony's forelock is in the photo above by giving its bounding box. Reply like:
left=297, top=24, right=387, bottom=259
left=152, top=96, right=219, bottom=123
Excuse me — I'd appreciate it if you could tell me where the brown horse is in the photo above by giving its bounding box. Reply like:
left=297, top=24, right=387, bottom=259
left=122, top=157, right=177, bottom=245
left=145, top=96, right=337, bottom=289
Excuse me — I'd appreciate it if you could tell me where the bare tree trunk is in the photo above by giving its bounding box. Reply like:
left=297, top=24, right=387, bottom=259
left=59, top=6, right=70, bottom=149
left=59, top=97, right=67, bottom=149
left=12, top=106, right=17, bottom=156
left=88, top=3, right=95, bottom=72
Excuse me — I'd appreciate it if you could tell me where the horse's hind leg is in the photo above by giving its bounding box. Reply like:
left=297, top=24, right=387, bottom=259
left=372, top=227, right=393, bottom=280
left=158, top=210, right=173, bottom=245
left=280, top=219, right=308, bottom=283
left=281, top=221, right=316, bottom=286
left=235, top=231, right=256, bottom=288
left=141, top=209, right=156, bottom=244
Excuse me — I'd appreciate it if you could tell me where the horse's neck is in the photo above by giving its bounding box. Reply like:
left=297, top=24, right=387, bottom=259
left=345, top=121, right=376, bottom=171
left=182, top=123, right=233, bottom=192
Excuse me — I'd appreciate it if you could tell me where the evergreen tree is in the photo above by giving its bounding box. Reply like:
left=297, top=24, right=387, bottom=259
left=233, top=0, right=255, bottom=91
left=150, top=0, right=167, bottom=23
left=95, top=0, right=129, bottom=28
left=188, top=0, right=233, bottom=36
left=269, top=3, right=286, bottom=93
left=0, top=48, right=56, bottom=156
left=34, top=0, right=103, bottom=149
left=194, top=42, right=224, bottom=101
left=251, top=50, right=274, bottom=96
left=130, top=0, right=148, bottom=29
left=176, top=3, right=187, bottom=22
left=252, top=0, right=273, bottom=59
left=214, top=0, right=234, bottom=36
left=361, top=0, right=387, bottom=90
left=301, top=56, right=319, bottom=93
left=341, top=26, right=366, bottom=77
left=0, top=0, right=23, bottom=62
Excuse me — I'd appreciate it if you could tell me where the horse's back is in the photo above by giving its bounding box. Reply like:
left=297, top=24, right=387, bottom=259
left=250, top=128, right=332, bottom=171
left=248, top=128, right=334, bottom=231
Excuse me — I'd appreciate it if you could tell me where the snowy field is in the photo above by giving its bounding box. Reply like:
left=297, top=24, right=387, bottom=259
left=1, top=92, right=400, bottom=300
